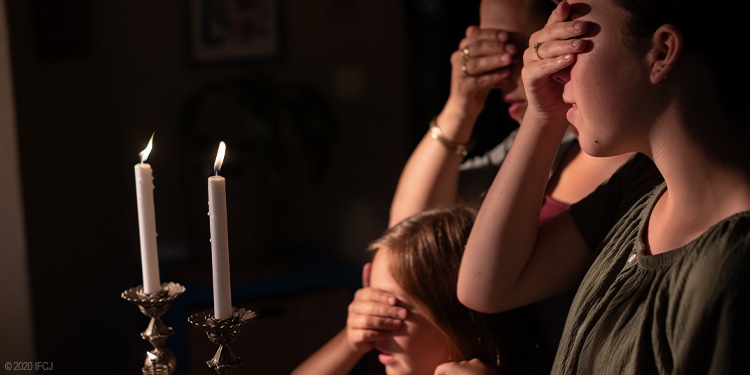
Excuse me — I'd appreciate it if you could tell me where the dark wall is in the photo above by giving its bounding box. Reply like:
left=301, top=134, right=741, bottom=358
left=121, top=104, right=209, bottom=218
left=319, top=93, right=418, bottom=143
left=6, top=0, right=513, bottom=373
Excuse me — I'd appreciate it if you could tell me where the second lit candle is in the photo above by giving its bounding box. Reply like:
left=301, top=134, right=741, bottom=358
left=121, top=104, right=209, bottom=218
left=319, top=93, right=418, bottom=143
left=208, top=141, right=232, bottom=320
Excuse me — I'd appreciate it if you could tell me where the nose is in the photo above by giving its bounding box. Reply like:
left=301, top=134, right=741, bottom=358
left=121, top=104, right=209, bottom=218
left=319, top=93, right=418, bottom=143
left=550, top=66, right=571, bottom=85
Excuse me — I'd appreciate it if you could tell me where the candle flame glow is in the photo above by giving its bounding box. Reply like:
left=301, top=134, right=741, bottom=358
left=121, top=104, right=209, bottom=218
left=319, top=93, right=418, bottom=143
left=139, top=133, right=154, bottom=163
left=214, top=141, right=226, bottom=174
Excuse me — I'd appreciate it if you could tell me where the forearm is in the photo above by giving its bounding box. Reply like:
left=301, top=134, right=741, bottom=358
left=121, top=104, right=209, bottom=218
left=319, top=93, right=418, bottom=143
left=290, top=329, right=365, bottom=375
left=389, top=110, right=477, bottom=227
left=390, top=25, right=516, bottom=227
left=458, top=116, right=568, bottom=312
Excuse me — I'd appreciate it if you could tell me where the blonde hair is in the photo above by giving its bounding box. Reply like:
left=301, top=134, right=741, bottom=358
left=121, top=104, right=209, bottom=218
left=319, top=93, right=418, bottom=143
left=368, top=206, right=537, bottom=372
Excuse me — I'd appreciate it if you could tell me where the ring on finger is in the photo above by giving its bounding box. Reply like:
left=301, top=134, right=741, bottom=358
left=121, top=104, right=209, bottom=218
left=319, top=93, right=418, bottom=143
left=461, top=63, right=476, bottom=77
left=533, top=41, right=544, bottom=60
left=461, top=46, right=471, bottom=59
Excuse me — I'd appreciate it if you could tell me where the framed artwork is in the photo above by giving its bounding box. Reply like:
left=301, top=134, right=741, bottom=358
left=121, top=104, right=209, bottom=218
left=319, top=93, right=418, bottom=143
left=189, top=0, right=281, bottom=63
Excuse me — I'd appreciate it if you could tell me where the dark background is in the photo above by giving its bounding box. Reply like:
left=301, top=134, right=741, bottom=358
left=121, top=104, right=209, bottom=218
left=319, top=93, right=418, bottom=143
left=5, top=0, right=515, bottom=373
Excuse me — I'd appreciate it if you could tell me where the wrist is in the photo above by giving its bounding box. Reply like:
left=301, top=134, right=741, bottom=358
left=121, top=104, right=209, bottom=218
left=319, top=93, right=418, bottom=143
left=444, top=92, right=486, bottom=119
left=441, top=98, right=483, bottom=124
left=521, top=109, right=571, bottom=132
left=433, top=109, right=477, bottom=142
left=429, top=116, right=476, bottom=157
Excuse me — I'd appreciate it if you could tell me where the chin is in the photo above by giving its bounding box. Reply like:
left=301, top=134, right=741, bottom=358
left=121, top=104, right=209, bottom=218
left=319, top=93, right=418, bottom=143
left=578, top=139, right=610, bottom=157
left=387, top=361, right=431, bottom=375
left=582, top=145, right=621, bottom=158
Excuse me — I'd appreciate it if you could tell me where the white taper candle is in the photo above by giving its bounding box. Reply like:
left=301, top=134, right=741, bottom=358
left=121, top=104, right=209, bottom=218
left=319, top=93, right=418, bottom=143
left=208, top=141, right=232, bottom=320
left=135, top=135, right=161, bottom=294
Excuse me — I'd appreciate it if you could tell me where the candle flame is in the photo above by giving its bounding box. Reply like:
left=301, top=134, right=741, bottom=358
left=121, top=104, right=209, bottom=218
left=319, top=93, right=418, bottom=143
left=214, top=141, right=226, bottom=174
left=139, top=133, right=154, bottom=163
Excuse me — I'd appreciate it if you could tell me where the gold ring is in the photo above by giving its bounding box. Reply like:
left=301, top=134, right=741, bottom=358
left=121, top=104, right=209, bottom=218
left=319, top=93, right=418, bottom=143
left=533, top=41, right=544, bottom=60
left=461, top=46, right=470, bottom=59
left=461, top=63, right=475, bottom=77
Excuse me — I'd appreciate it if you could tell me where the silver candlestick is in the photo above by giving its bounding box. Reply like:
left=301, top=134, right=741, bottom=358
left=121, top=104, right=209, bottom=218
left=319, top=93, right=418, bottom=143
left=122, top=282, right=185, bottom=375
left=188, top=307, right=256, bottom=375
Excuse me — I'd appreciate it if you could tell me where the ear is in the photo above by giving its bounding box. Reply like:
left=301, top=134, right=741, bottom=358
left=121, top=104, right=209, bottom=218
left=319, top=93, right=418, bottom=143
left=362, top=262, right=372, bottom=287
left=648, top=24, right=682, bottom=84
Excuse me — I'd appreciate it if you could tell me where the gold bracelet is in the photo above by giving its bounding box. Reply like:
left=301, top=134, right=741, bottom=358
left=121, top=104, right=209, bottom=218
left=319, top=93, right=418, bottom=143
left=429, top=117, right=474, bottom=157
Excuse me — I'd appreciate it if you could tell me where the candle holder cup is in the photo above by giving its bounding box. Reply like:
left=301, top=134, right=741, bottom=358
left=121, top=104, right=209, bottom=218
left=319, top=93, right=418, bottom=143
left=188, top=307, right=256, bottom=375
left=122, top=282, right=185, bottom=375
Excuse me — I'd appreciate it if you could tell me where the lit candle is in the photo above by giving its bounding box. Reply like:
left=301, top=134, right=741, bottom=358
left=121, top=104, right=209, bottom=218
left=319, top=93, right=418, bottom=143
left=134, top=134, right=161, bottom=295
left=208, top=141, right=232, bottom=320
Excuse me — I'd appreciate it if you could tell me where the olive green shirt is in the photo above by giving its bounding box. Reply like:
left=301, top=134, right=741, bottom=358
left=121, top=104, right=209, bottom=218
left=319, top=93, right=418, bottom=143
left=558, top=154, right=750, bottom=374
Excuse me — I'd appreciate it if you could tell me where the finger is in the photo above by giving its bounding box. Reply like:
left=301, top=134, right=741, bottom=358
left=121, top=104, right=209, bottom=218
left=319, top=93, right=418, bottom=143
left=352, top=287, right=398, bottom=306
left=464, top=28, right=508, bottom=43
left=459, top=30, right=514, bottom=57
left=349, top=298, right=407, bottom=322
left=527, top=35, right=586, bottom=67
left=348, top=327, right=389, bottom=350
left=347, top=328, right=389, bottom=354
left=350, top=287, right=408, bottom=317
left=465, top=25, right=480, bottom=38
left=434, top=358, right=488, bottom=375
left=546, top=0, right=571, bottom=26
left=527, top=16, right=588, bottom=63
left=530, top=1, right=588, bottom=61
left=433, top=362, right=457, bottom=375
left=348, top=313, right=404, bottom=330
left=356, top=328, right=390, bottom=342
left=524, top=50, right=576, bottom=89
left=460, top=51, right=515, bottom=76
left=461, top=67, right=513, bottom=90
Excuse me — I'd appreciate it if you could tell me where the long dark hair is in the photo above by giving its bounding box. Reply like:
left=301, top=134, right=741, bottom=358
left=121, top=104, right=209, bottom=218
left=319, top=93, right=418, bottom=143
left=612, top=0, right=746, bottom=122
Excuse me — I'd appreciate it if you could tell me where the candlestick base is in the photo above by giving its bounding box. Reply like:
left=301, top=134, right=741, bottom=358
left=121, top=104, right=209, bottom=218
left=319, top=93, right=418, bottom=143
left=122, top=282, right=185, bottom=375
left=188, top=307, right=256, bottom=375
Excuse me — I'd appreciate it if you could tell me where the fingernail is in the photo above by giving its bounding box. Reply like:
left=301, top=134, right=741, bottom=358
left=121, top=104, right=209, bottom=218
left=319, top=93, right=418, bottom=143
left=572, top=21, right=583, bottom=32
left=397, top=309, right=407, bottom=319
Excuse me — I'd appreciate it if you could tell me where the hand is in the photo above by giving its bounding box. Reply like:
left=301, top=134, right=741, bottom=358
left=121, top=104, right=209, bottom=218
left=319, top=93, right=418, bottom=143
left=345, top=263, right=408, bottom=354
left=445, top=26, right=518, bottom=120
left=522, top=0, right=588, bottom=125
left=434, top=358, right=497, bottom=375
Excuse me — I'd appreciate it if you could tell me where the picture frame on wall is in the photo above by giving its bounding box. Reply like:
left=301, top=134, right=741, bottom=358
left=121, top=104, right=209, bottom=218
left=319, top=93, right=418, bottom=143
left=189, top=0, right=281, bottom=63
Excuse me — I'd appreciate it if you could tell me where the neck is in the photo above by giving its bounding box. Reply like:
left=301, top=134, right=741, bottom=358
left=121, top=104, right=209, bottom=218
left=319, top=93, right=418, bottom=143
left=644, top=118, right=750, bottom=254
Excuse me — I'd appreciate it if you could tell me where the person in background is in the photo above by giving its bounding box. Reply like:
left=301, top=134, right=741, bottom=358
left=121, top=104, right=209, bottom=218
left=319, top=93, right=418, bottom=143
left=291, top=206, right=540, bottom=375
left=389, top=0, right=631, bottom=227
left=458, top=0, right=750, bottom=372
left=389, top=0, right=632, bottom=366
